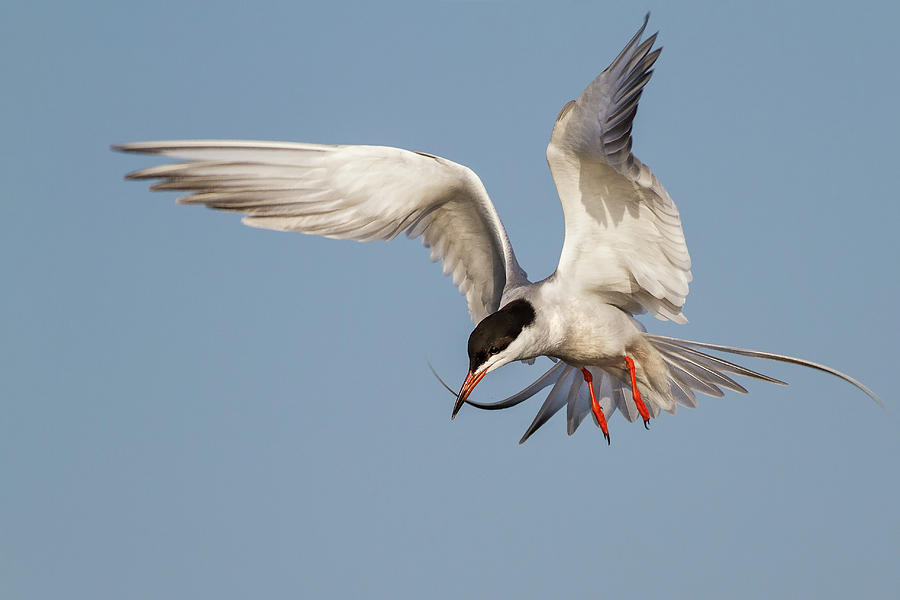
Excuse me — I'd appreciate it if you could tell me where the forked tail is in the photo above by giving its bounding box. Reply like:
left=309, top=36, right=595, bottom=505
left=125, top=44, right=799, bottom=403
left=436, top=336, right=883, bottom=443
left=648, top=334, right=882, bottom=407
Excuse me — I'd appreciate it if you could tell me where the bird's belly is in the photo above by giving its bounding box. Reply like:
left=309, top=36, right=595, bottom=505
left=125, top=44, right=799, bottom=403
left=545, top=302, right=642, bottom=367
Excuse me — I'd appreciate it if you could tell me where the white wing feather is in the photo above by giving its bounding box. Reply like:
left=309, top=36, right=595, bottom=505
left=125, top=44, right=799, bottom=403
left=116, top=140, right=528, bottom=323
left=546, top=15, right=692, bottom=323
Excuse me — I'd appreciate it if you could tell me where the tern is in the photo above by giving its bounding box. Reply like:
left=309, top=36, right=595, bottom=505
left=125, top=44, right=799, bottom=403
left=115, top=15, right=881, bottom=444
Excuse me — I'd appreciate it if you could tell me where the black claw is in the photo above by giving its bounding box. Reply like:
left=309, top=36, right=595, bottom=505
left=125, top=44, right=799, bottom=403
left=604, top=433, right=610, bottom=445
left=643, top=420, right=650, bottom=430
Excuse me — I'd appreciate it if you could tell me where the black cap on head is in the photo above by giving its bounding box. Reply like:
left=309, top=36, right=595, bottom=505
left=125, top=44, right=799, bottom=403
left=467, top=299, right=536, bottom=372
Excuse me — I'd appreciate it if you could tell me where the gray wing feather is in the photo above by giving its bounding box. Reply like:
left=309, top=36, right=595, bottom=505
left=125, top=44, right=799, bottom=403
left=116, top=140, right=528, bottom=323
left=547, top=15, right=693, bottom=323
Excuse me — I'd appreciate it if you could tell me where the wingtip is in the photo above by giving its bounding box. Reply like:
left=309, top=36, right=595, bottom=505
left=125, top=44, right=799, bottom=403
left=110, top=141, right=178, bottom=155
left=112, top=142, right=154, bottom=155
left=111, top=142, right=150, bottom=154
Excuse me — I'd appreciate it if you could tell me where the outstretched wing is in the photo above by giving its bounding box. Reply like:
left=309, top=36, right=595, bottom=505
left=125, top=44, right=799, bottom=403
left=546, top=14, right=692, bottom=323
left=115, top=140, right=528, bottom=322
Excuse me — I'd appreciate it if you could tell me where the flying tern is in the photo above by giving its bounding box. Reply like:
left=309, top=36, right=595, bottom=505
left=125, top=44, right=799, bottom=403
left=115, top=14, right=881, bottom=444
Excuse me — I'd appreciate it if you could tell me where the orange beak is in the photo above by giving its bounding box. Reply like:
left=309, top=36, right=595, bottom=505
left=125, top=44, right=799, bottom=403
left=452, top=368, right=488, bottom=419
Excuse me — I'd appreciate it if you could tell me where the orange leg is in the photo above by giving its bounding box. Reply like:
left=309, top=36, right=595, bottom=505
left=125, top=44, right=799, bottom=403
left=623, top=356, right=651, bottom=429
left=581, top=368, right=610, bottom=445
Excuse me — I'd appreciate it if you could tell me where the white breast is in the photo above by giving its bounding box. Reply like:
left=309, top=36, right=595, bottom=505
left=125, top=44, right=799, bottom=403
left=527, top=279, right=645, bottom=366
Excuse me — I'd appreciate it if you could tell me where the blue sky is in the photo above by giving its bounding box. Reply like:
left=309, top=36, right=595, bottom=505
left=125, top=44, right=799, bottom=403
left=3, top=1, right=899, bottom=598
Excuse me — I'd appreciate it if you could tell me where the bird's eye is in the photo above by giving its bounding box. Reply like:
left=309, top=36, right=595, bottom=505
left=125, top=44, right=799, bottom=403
left=489, top=346, right=500, bottom=355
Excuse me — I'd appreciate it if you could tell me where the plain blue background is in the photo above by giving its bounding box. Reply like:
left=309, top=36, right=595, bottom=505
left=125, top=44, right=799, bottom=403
left=3, top=1, right=899, bottom=598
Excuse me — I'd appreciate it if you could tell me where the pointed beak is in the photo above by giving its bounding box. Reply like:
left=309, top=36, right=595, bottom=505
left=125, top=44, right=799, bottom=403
left=452, top=368, right=488, bottom=419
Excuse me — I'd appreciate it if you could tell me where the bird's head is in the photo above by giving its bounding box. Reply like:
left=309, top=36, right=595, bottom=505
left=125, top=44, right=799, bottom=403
left=452, top=299, right=537, bottom=418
